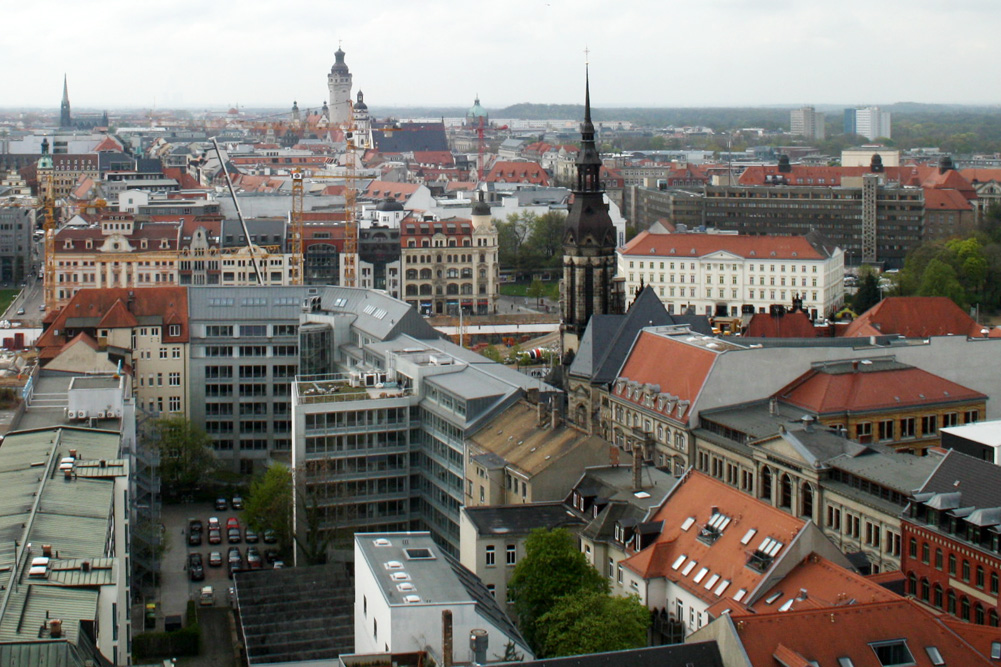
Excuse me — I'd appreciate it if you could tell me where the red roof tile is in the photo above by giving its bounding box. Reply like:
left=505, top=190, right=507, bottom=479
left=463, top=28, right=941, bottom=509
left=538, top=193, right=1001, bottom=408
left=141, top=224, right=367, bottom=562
left=623, top=471, right=806, bottom=606
left=733, top=599, right=993, bottom=666
left=843, top=296, right=985, bottom=338
left=484, top=161, right=550, bottom=186
left=925, top=187, right=972, bottom=211
left=97, top=299, right=139, bottom=329
left=620, top=230, right=824, bottom=260
left=778, top=363, right=985, bottom=415
left=614, top=332, right=719, bottom=425
left=743, top=310, right=818, bottom=338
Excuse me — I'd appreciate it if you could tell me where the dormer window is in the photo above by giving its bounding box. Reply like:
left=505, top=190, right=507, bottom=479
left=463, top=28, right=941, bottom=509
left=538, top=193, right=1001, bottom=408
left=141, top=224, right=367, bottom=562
left=141, top=240, right=148, bottom=249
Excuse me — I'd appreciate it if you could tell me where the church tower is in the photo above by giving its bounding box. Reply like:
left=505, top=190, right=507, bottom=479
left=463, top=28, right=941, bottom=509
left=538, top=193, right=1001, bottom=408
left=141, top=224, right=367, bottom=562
left=327, top=47, right=353, bottom=126
left=560, top=67, right=620, bottom=353
left=59, top=75, right=72, bottom=129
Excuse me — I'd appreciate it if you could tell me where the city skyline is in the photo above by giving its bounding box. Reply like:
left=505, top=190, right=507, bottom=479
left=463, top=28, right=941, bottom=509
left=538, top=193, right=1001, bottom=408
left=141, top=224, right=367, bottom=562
left=3, top=0, right=1001, bottom=110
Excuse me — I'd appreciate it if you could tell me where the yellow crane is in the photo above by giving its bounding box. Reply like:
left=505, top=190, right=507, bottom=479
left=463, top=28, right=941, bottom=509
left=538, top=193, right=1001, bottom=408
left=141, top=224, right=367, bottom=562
left=37, top=142, right=56, bottom=311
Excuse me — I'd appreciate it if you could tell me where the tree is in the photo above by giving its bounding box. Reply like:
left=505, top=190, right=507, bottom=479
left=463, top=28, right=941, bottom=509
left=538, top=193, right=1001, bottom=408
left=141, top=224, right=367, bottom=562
left=507, top=528, right=608, bottom=652
left=527, top=278, right=547, bottom=305
left=918, top=258, right=967, bottom=305
left=851, top=269, right=881, bottom=314
left=244, top=463, right=293, bottom=551
left=150, top=416, right=216, bottom=496
left=538, top=590, right=650, bottom=657
left=524, top=211, right=566, bottom=268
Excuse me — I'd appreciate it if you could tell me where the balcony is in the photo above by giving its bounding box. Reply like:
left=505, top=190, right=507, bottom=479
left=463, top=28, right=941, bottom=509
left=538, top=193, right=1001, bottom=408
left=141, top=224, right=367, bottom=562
left=295, top=374, right=412, bottom=405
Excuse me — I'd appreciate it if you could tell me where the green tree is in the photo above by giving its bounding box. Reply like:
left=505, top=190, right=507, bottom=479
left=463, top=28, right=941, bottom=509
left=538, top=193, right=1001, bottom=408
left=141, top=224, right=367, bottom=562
left=918, top=258, right=967, bottom=305
left=851, top=270, right=882, bottom=314
left=538, top=590, right=650, bottom=657
left=244, top=463, right=293, bottom=551
left=507, top=528, right=608, bottom=652
left=150, top=417, right=216, bottom=496
left=524, top=211, right=567, bottom=268
left=527, top=278, right=547, bottom=305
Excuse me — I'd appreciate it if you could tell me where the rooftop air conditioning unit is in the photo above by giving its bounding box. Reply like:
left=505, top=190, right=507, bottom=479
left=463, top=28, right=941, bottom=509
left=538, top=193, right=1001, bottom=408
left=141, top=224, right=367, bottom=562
left=67, top=411, right=76, bottom=419
left=77, top=411, right=87, bottom=420
left=96, top=411, right=106, bottom=419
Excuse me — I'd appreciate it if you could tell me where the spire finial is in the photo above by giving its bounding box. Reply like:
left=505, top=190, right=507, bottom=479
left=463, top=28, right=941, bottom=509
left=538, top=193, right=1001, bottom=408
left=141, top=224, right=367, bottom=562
left=583, top=52, right=592, bottom=127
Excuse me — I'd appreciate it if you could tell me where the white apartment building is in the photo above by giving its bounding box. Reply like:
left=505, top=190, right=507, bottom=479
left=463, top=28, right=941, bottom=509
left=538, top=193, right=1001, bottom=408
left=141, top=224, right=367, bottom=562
left=617, top=231, right=844, bottom=319
left=790, top=106, right=825, bottom=141
left=854, top=107, right=892, bottom=141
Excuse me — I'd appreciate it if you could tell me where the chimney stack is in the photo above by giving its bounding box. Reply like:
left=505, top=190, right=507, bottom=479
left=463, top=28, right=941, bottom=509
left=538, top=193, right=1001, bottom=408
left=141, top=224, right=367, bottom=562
left=769, top=397, right=778, bottom=416
left=551, top=403, right=561, bottom=430
left=442, top=610, right=453, bottom=667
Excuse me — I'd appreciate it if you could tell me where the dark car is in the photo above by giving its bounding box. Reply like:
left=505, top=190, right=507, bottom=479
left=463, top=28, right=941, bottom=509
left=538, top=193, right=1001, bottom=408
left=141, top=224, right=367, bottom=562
left=264, top=548, right=279, bottom=565
left=188, top=553, right=204, bottom=581
left=227, top=547, right=243, bottom=576
left=215, top=497, right=228, bottom=511
left=208, top=528, right=222, bottom=545
left=227, top=527, right=241, bottom=544
left=244, top=528, right=259, bottom=544
left=187, top=519, right=203, bottom=546
left=263, top=529, right=277, bottom=544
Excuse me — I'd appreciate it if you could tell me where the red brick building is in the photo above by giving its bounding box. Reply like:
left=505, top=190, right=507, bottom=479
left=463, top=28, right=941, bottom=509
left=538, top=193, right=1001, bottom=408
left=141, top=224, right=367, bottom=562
left=902, top=449, right=1001, bottom=626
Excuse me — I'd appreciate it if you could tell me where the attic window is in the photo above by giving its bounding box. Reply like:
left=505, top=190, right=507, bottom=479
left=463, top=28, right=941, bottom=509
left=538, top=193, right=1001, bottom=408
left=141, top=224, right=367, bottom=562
left=924, top=647, right=944, bottom=666
left=869, top=640, right=914, bottom=666
left=837, top=659, right=855, bottom=667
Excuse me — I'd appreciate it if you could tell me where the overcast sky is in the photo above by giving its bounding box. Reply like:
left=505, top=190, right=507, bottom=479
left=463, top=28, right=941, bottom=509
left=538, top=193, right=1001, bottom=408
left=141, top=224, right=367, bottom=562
left=5, top=0, right=999, bottom=111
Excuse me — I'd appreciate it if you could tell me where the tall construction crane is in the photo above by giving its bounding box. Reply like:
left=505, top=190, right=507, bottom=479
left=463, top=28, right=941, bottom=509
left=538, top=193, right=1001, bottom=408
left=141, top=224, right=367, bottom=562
left=38, top=141, right=57, bottom=311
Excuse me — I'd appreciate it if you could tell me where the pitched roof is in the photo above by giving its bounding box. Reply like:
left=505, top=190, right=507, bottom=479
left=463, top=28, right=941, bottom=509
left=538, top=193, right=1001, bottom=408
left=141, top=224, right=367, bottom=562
left=96, top=299, right=138, bottom=329
left=622, top=471, right=806, bottom=606
left=613, top=331, right=728, bottom=425
left=960, top=168, right=1001, bottom=184
left=484, top=161, right=551, bottom=186
left=843, top=296, right=985, bottom=338
left=917, top=447, right=1001, bottom=512
left=620, top=230, right=827, bottom=260
left=362, top=180, right=420, bottom=202
left=925, top=187, right=973, bottom=211
left=777, top=358, right=986, bottom=415
left=731, top=599, right=993, bottom=666
left=738, top=553, right=899, bottom=615
left=744, top=310, right=818, bottom=338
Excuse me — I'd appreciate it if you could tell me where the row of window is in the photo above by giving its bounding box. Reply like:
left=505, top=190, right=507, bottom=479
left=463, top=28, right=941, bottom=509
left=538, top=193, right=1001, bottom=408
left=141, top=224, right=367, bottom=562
left=909, top=537, right=1001, bottom=594
left=627, top=260, right=820, bottom=274
left=484, top=544, right=517, bottom=566
left=204, top=324, right=298, bottom=337
left=203, top=345, right=298, bottom=357
left=908, top=572, right=1000, bottom=626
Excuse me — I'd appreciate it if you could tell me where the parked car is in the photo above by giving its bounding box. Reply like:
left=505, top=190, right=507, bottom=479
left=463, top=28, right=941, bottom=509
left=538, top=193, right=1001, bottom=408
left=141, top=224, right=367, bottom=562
left=215, top=497, right=228, bottom=511
left=264, top=549, right=279, bottom=565
left=188, top=518, right=203, bottom=533
left=199, top=585, right=214, bottom=606
left=263, top=529, right=277, bottom=544
left=227, top=546, right=242, bottom=565
left=15, top=308, right=23, bottom=316
left=227, top=527, right=241, bottom=544
left=226, top=517, right=240, bottom=530
left=247, top=546, right=263, bottom=569
left=244, top=528, right=259, bottom=544
left=187, top=519, right=203, bottom=546
left=188, top=553, right=204, bottom=582
left=207, top=528, right=221, bottom=545
left=208, top=551, right=223, bottom=567
left=231, top=495, right=244, bottom=510
left=207, top=517, right=220, bottom=529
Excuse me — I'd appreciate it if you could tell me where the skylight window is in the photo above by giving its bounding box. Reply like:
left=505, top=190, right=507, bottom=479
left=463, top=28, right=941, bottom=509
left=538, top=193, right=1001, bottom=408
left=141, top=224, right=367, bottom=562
left=715, top=580, right=731, bottom=596
left=704, top=574, right=720, bottom=590
left=741, top=529, right=757, bottom=545
left=681, top=517, right=696, bottom=531
left=682, top=560, right=697, bottom=576
left=765, top=590, right=783, bottom=605
left=693, top=567, right=709, bottom=584
left=733, top=588, right=747, bottom=602
left=869, top=640, right=914, bottom=667
left=924, top=647, right=944, bottom=666
left=404, top=547, right=434, bottom=560
left=671, top=555, right=687, bottom=570
left=778, top=599, right=794, bottom=612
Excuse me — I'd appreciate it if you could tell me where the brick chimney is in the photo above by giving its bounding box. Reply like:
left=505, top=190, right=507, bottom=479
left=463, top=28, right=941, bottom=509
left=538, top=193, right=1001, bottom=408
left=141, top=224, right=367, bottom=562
left=442, top=610, right=453, bottom=667
left=632, top=444, right=644, bottom=491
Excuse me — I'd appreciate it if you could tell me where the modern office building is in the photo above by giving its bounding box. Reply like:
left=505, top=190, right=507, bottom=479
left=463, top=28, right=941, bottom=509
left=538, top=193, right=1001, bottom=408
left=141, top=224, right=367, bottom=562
left=291, top=289, right=556, bottom=556
left=790, top=106, right=825, bottom=140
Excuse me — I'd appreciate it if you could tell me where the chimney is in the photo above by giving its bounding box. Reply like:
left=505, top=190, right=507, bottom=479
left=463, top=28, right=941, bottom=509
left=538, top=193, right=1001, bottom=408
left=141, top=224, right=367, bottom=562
left=551, top=403, right=561, bottom=430
left=801, top=416, right=815, bottom=433
left=42, top=544, right=52, bottom=558
left=769, top=397, right=778, bottom=416
left=442, top=610, right=453, bottom=667
left=632, top=446, right=644, bottom=492
left=49, top=619, right=63, bottom=639
left=470, top=629, right=488, bottom=665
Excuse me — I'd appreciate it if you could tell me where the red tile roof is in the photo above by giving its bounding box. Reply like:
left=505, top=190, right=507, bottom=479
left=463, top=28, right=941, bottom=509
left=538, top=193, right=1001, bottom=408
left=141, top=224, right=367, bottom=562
left=960, top=168, right=1001, bottom=184
left=620, top=230, right=825, bottom=260
left=92, top=136, right=124, bottom=153
left=36, top=287, right=189, bottom=357
left=97, top=299, right=139, bottom=329
left=362, top=181, right=420, bottom=202
left=843, top=296, right=985, bottom=338
left=777, top=362, right=985, bottom=415
left=413, top=151, right=455, bottom=167
left=925, top=187, right=972, bottom=211
left=623, top=471, right=806, bottom=607
left=732, top=599, right=993, bottom=666
left=614, top=331, right=719, bottom=425
left=484, top=161, right=550, bottom=186
left=743, top=310, right=818, bottom=338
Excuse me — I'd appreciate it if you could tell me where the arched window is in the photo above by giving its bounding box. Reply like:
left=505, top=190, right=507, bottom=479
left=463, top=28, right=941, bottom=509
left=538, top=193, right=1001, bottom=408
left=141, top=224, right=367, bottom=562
left=801, top=483, right=814, bottom=519
left=920, top=578, right=930, bottom=602
left=461, top=283, right=473, bottom=295
left=907, top=572, right=917, bottom=596
left=947, top=590, right=956, bottom=614
left=779, top=473, right=792, bottom=509
left=419, top=284, right=432, bottom=296
left=935, top=547, right=943, bottom=570
left=420, top=268, right=432, bottom=280
left=961, top=596, right=970, bottom=621
left=989, top=609, right=999, bottom=627
left=405, top=285, right=417, bottom=296
left=975, top=603, right=985, bottom=625
left=760, top=467, right=772, bottom=501
left=446, top=283, right=459, bottom=295
left=406, top=269, right=418, bottom=280
left=933, top=583, right=943, bottom=608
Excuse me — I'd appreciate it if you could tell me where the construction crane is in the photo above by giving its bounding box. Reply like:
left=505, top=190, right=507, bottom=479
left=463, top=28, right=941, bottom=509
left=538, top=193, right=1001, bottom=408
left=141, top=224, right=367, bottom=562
left=38, top=141, right=56, bottom=311
left=211, top=137, right=265, bottom=284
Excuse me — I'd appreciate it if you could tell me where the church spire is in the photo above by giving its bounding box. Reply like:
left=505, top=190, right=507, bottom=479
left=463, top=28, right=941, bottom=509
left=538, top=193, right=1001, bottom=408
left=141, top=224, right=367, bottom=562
left=60, top=74, right=72, bottom=129
left=575, top=64, right=602, bottom=193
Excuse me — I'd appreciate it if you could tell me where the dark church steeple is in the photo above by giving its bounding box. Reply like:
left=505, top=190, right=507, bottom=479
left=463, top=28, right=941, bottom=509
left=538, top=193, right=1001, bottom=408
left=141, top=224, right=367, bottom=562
left=560, top=64, right=621, bottom=348
left=60, top=75, right=72, bottom=129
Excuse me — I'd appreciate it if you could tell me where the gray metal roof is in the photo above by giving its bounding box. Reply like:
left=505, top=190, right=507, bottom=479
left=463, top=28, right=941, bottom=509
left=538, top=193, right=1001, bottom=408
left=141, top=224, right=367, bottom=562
left=0, top=427, right=122, bottom=646
left=830, top=446, right=943, bottom=495
left=463, top=503, right=585, bottom=537
left=188, top=286, right=309, bottom=323
left=570, top=465, right=679, bottom=512
left=918, top=448, right=1001, bottom=511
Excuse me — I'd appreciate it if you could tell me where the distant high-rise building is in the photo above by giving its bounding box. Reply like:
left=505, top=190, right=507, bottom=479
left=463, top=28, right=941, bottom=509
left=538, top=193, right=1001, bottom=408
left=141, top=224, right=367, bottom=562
left=790, top=106, right=825, bottom=140
left=59, top=75, right=72, bottom=129
left=844, top=106, right=891, bottom=140
left=327, top=47, right=353, bottom=126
